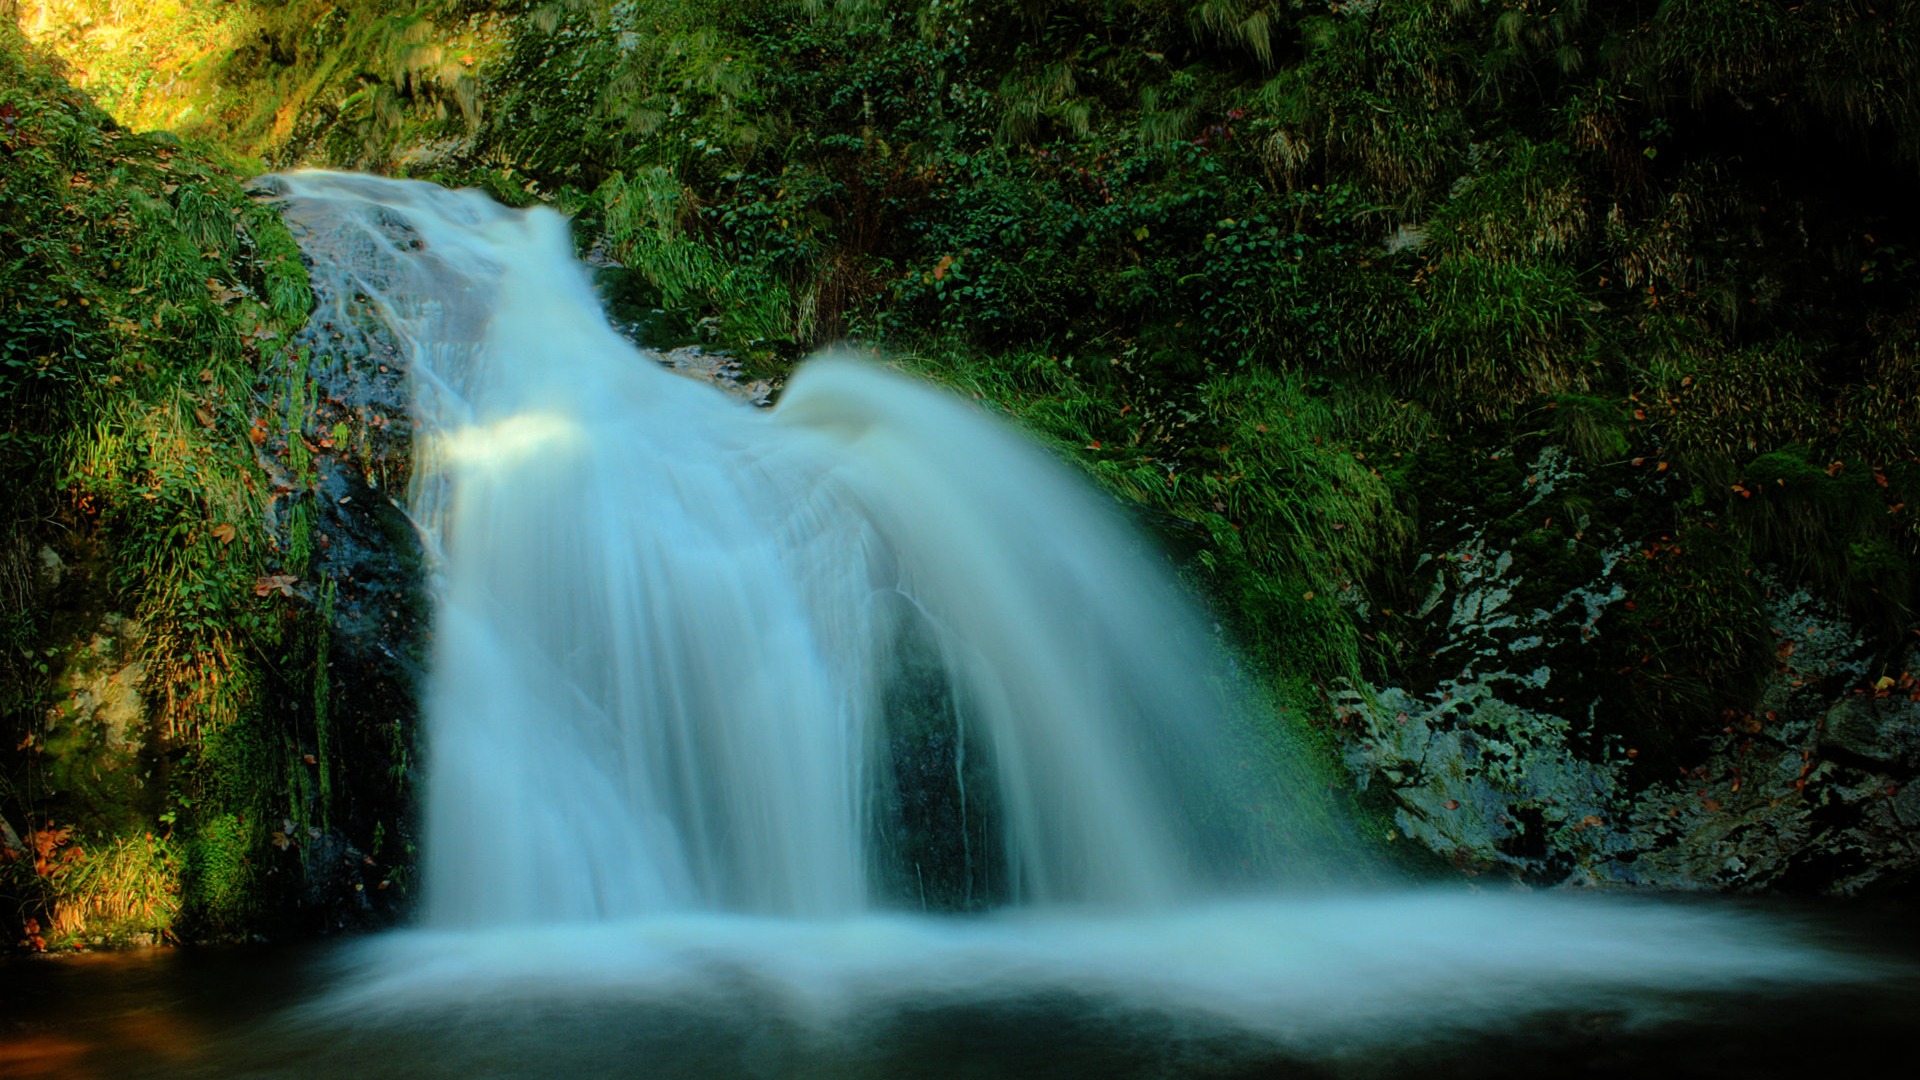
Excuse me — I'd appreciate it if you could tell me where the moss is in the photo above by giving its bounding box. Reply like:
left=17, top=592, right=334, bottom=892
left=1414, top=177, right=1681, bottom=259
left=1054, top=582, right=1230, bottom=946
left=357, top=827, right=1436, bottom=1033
left=312, top=578, right=336, bottom=829
left=1550, top=394, right=1630, bottom=465
left=1506, top=524, right=1603, bottom=617
left=180, top=811, right=256, bottom=933
left=1735, top=445, right=1916, bottom=635
left=1593, top=521, right=1770, bottom=771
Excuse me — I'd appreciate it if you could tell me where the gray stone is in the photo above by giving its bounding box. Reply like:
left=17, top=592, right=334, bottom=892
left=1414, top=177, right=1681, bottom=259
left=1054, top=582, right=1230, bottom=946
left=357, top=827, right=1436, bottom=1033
left=1821, top=695, right=1920, bottom=766
left=36, top=544, right=64, bottom=589
left=1894, top=781, right=1920, bottom=829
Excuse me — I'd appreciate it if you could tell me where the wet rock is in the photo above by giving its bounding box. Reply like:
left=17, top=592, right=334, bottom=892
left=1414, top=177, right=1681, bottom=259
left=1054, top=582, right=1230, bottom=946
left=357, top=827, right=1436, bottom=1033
left=51, top=614, right=148, bottom=752
left=239, top=190, right=431, bottom=929
left=1821, top=693, right=1920, bottom=767
left=1344, top=682, right=1622, bottom=876
left=655, top=344, right=777, bottom=407
left=1892, top=781, right=1920, bottom=829
left=35, top=545, right=64, bottom=590
left=36, top=612, right=163, bottom=838
left=0, top=813, right=21, bottom=861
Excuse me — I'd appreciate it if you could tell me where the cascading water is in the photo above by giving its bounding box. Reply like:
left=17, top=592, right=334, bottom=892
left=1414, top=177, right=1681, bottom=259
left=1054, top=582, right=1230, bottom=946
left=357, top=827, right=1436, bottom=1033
left=273, top=171, right=1329, bottom=926
left=253, top=172, right=1897, bottom=1077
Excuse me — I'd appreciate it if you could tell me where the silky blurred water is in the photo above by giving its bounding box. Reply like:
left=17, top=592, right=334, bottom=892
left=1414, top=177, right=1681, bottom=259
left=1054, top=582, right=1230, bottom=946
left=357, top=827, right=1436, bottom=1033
left=274, top=169, right=1347, bottom=922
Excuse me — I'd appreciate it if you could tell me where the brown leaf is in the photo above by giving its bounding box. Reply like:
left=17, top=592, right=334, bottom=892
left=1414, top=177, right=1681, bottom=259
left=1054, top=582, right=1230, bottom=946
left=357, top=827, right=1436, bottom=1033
left=1442, top=798, right=1460, bottom=811
left=253, top=574, right=298, bottom=598
left=211, top=523, right=236, bottom=545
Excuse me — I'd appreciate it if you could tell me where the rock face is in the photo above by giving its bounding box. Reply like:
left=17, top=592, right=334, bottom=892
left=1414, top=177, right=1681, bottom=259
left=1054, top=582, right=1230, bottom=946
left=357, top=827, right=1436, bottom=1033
left=239, top=184, right=433, bottom=930
left=39, top=614, right=159, bottom=838
left=1340, top=440, right=1919, bottom=894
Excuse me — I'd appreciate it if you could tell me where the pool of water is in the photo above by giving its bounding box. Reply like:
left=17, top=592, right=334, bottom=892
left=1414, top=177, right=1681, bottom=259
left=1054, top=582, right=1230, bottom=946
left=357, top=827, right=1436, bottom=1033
left=3, top=892, right=1914, bottom=1079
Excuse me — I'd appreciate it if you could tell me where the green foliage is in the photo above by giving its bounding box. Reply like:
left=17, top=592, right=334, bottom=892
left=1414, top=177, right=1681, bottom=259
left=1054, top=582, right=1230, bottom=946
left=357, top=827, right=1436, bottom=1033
left=593, top=167, right=796, bottom=345
left=41, top=832, right=181, bottom=947
left=1597, top=521, right=1770, bottom=771
left=181, top=811, right=255, bottom=931
left=1410, top=255, right=1594, bottom=416
left=1550, top=394, right=1629, bottom=465
left=1, top=21, right=316, bottom=947
left=1734, top=446, right=1914, bottom=633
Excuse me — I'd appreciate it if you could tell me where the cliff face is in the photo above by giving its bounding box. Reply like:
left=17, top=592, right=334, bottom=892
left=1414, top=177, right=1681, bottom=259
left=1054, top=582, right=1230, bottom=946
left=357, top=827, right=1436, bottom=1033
left=4, top=2, right=1917, bottom=946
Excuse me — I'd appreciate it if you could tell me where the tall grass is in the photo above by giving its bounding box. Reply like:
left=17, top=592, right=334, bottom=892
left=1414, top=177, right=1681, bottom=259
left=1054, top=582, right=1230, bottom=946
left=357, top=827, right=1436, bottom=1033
left=596, top=168, right=797, bottom=344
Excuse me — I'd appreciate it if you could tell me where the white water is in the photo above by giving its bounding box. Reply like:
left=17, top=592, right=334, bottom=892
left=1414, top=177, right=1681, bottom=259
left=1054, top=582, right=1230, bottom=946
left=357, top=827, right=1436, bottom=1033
left=277, top=170, right=1306, bottom=923
left=269, top=172, right=1889, bottom=1064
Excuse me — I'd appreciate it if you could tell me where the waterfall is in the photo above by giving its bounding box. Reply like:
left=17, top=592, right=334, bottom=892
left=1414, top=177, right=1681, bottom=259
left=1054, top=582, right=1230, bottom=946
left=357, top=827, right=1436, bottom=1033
left=271, top=171, right=1330, bottom=927
left=268, top=175, right=1890, bottom=1070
